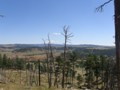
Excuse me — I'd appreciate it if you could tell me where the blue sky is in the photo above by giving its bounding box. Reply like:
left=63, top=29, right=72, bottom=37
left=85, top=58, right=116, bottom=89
left=0, top=0, right=114, bottom=45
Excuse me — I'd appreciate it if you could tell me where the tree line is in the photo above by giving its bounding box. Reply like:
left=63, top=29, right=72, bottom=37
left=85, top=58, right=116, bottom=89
left=0, top=54, right=25, bottom=70
left=0, top=52, right=116, bottom=89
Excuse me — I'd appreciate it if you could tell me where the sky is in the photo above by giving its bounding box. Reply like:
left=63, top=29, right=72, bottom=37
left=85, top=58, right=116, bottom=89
left=0, top=0, right=114, bottom=46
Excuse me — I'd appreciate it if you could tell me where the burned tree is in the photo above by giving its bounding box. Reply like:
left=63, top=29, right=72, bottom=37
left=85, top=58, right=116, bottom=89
left=114, top=0, right=120, bottom=89
left=43, top=35, right=55, bottom=88
left=96, top=0, right=120, bottom=89
left=61, top=26, right=73, bottom=88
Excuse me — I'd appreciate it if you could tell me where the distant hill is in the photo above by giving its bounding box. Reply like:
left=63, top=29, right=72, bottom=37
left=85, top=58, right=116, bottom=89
left=0, top=44, right=115, bottom=49
left=0, top=44, right=115, bottom=58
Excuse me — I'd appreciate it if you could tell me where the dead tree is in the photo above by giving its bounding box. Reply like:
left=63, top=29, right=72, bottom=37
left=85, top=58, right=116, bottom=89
left=48, top=34, right=55, bottom=88
left=96, top=0, right=120, bottom=89
left=43, top=39, right=50, bottom=88
left=114, top=0, right=120, bottom=89
left=38, top=60, right=41, bottom=86
left=61, top=26, right=73, bottom=88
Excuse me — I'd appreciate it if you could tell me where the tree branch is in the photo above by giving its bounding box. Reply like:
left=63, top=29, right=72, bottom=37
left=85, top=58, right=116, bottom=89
left=96, top=0, right=113, bottom=12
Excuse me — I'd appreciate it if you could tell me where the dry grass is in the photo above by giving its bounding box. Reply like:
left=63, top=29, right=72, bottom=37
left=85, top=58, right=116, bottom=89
left=0, top=48, right=80, bottom=90
left=0, top=48, right=61, bottom=60
left=0, top=69, right=83, bottom=90
left=0, top=70, right=69, bottom=90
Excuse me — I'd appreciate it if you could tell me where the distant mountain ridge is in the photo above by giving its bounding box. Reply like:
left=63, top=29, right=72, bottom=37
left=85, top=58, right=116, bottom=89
left=0, top=44, right=115, bottom=49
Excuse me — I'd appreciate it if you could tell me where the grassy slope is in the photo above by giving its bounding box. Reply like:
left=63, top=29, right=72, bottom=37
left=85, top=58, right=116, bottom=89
left=0, top=70, right=64, bottom=90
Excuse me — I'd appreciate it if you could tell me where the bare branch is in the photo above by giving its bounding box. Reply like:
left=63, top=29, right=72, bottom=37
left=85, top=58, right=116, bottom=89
left=47, top=34, right=54, bottom=58
left=42, top=39, right=49, bottom=55
left=68, top=33, right=74, bottom=38
left=42, top=39, right=47, bottom=47
left=96, top=0, right=113, bottom=12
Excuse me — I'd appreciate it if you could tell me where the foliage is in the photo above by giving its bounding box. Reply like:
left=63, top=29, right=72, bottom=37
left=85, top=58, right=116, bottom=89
left=0, top=51, right=116, bottom=89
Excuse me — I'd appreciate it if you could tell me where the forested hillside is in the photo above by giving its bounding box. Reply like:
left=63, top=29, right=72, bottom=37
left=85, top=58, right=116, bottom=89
left=0, top=43, right=116, bottom=90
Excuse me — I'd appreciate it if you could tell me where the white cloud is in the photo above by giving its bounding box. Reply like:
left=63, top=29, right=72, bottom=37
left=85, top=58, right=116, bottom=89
left=50, top=40, right=56, bottom=43
left=43, top=39, right=57, bottom=44
left=52, top=32, right=61, bottom=36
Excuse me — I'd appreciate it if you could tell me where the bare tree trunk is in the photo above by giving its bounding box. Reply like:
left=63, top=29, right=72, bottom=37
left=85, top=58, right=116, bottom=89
left=54, top=72, right=58, bottom=87
left=48, top=35, right=55, bottom=88
left=62, top=27, right=67, bottom=88
left=43, top=36, right=54, bottom=88
left=20, top=69, right=22, bottom=84
left=38, top=60, right=41, bottom=86
left=43, top=39, right=50, bottom=88
left=114, top=0, right=120, bottom=89
left=66, top=70, right=68, bottom=84
left=61, top=26, right=73, bottom=88
left=72, top=64, right=75, bottom=86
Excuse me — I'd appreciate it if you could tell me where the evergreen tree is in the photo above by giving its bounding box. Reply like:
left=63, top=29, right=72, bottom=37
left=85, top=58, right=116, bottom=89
left=2, top=54, right=7, bottom=69
left=0, top=54, right=2, bottom=68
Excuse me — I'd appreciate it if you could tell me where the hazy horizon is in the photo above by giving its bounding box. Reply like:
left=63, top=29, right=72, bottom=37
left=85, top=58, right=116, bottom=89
left=0, top=43, right=115, bottom=47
